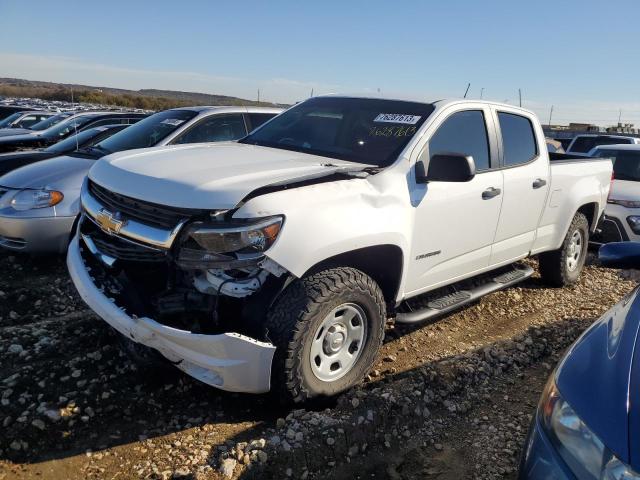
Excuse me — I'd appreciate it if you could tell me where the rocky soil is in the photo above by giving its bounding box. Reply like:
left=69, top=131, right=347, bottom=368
left=0, top=252, right=636, bottom=480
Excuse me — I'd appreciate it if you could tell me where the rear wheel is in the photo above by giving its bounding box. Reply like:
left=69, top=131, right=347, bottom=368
left=539, top=212, right=589, bottom=287
left=266, top=267, right=386, bottom=404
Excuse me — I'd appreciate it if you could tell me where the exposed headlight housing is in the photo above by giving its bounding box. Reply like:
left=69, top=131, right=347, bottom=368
left=539, top=377, right=640, bottom=479
left=10, top=189, right=64, bottom=211
left=609, top=199, right=640, bottom=209
left=627, top=216, right=640, bottom=234
left=176, top=216, right=283, bottom=270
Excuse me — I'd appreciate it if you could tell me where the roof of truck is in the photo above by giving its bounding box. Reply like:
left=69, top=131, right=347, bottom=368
left=313, top=94, right=535, bottom=115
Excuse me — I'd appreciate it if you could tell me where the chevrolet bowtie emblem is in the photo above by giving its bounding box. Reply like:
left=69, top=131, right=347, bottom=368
left=96, top=209, right=127, bottom=235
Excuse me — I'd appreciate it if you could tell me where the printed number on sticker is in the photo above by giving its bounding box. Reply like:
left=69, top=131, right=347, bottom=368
left=374, top=113, right=421, bottom=125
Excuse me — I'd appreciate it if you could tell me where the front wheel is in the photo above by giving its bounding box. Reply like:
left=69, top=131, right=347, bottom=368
left=266, top=267, right=386, bottom=404
left=539, top=212, right=589, bottom=287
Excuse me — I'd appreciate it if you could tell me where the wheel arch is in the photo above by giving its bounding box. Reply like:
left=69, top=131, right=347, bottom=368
left=577, top=202, right=599, bottom=233
left=301, top=244, right=404, bottom=308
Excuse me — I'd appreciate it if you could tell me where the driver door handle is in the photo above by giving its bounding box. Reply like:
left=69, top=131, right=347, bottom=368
left=532, top=178, right=547, bottom=189
left=482, top=187, right=502, bottom=200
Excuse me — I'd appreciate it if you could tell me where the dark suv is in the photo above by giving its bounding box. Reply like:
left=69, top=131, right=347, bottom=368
left=0, top=111, right=147, bottom=152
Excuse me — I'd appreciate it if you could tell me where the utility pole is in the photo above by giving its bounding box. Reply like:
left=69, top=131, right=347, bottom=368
left=480, top=87, right=484, bottom=99
left=70, top=86, right=74, bottom=104
left=548, top=105, right=554, bottom=127
left=518, top=89, right=522, bottom=107
left=618, top=109, right=622, bottom=124
left=257, top=89, right=260, bottom=103
left=463, top=83, right=471, bottom=99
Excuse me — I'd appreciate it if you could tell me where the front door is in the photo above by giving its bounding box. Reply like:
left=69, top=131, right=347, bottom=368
left=405, top=108, right=504, bottom=295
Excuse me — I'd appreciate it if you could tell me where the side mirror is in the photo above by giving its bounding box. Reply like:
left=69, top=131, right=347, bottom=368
left=599, top=242, right=640, bottom=269
left=416, top=152, right=476, bottom=183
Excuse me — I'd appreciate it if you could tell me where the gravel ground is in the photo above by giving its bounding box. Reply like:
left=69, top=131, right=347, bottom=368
left=0, top=252, right=636, bottom=480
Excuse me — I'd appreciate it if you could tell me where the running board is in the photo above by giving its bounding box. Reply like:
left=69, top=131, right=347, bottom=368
left=395, top=265, right=534, bottom=324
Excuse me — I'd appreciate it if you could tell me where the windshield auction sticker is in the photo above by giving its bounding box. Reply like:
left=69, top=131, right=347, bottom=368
left=373, top=113, right=421, bottom=124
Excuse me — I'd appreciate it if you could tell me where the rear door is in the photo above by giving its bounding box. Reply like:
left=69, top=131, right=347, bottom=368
left=405, top=105, right=504, bottom=294
left=489, top=108, right=550, bottom=266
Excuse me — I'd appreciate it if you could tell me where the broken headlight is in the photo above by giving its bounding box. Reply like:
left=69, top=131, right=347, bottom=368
left=176, top=216, right=283, bottom=269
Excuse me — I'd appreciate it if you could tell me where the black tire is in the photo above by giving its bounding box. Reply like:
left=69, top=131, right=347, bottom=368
left=539, top=212, right=589, bottom=287
left=266, top=267, right=386, bottom=404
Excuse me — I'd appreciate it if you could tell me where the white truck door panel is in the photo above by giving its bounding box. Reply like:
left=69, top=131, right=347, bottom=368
left=405, top=108, right=503, bottom=295
left=490, top=110, right=550, bottom=265
left=406, top=171, right=504, bottom=294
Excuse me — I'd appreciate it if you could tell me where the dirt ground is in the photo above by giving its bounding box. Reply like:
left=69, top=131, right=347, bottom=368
left=0, top=251, right=635, bottom=480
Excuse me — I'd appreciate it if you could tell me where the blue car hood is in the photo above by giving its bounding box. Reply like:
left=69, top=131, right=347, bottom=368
left=557, top=286, right=640, bottom=467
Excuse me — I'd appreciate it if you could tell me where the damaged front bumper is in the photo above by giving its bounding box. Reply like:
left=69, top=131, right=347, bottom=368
left=66, top=235, right=276, bottom=393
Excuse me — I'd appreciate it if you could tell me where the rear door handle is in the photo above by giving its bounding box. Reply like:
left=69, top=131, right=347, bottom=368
left=532, top=178, right=547, bottom=189
left=482, top=187, right=502, bottom=200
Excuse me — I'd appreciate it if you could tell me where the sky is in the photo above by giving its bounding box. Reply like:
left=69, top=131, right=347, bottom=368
left=0, top=0, right=638, bottom=126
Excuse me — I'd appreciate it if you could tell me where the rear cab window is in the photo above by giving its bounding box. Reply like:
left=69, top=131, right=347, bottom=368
left=497, top=112, right=537, bottom=166
left=594, top=149, right=640, bottom=182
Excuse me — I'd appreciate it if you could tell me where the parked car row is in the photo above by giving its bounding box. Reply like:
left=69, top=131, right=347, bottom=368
left=1, top=95, right=638, bottom=479
left=0, top=105, right=282, bottom=252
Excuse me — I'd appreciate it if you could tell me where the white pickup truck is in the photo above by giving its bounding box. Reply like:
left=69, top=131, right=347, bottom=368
left=67, top=96, right=613, bottom=403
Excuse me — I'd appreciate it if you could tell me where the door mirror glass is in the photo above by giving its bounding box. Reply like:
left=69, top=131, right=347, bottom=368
left=416, top=152, right=476, bottom=183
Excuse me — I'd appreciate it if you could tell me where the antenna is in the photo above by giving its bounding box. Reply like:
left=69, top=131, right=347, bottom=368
left=548, top=105, right=554, bottom=126
left=518, top=89, right=522, bottom=107
left=618, top=109, right=622, bottom=124
left=310, top=88, right=314, bottom=98
left=480, top=87, right=484, bottom=99
left=463, top=83, right=471, bottom=99
left=73, top=115, right=79, bottom=151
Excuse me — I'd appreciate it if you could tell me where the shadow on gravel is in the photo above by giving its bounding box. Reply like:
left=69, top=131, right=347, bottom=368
left=215, top=317, right=591, bottom=480
left=0, top=251, right=627, bottom=479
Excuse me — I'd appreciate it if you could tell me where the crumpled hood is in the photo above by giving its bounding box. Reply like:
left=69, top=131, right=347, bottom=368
left=556, top=286, right=640, bottom=466
left=610, top=179, right=640, bottom=202
left=0, top=155, right=95, bottom=190
left=89, top=142, right=368, bottom=209
left=0, top=128, right=35, bottom=138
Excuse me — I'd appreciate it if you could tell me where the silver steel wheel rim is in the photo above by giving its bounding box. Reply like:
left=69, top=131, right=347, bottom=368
left=310, top=303, right=367, bottom=382
left=567, top=229, right=583, bottom=272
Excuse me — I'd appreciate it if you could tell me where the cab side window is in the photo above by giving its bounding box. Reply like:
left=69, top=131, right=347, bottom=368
left=498, top=112, right=537, bottom=166
left=428, top=110, right=490, bottom=171
left=173, top=114, right=247, bottom=144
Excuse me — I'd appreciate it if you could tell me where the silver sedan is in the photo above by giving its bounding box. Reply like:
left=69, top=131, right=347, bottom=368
left=0, top=105, right=282, bottom=254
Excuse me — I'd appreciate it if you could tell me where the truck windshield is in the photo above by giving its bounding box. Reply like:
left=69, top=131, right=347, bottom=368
left=595, top=149, right=640, bottom=182
left=240, top=97, right=434, bottom=166
left=94, top=109, right=198, bottom=153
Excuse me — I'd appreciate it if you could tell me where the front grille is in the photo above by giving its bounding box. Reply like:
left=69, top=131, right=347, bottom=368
left=81, top=219, right=167, bottom=262
left=88, top=180, right=202, bottom=229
